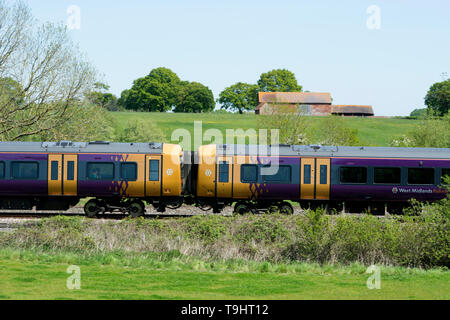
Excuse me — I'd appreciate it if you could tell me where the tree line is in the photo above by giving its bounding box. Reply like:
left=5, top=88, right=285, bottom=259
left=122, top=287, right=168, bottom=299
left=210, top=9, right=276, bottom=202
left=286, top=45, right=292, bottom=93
left=100, top=67, right=303, bottom=114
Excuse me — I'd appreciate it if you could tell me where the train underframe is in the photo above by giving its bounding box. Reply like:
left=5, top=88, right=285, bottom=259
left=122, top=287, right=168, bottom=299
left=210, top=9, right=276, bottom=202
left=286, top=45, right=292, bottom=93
left=195, top=197, right=415, bottom=215
left=0, top=196, right=428, bottom=217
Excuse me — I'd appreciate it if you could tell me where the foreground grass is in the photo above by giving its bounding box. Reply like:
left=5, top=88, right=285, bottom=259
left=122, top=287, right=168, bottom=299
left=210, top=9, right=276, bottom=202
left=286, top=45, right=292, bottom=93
left=110, top=112, right=417, bottom=148
left=0, top=249, right=448, bottom=300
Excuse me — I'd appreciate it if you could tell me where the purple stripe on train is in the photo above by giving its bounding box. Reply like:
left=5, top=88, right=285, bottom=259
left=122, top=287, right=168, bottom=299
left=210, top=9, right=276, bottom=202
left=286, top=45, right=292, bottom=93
left=332, top=158, right=449, bottom=167
left=331, top=185, right=446, bottom=201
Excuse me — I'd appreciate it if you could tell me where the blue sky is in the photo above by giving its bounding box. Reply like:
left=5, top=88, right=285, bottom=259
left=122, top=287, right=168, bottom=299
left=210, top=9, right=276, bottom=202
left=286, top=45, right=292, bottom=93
left=25, top=0, right=450, bottom=116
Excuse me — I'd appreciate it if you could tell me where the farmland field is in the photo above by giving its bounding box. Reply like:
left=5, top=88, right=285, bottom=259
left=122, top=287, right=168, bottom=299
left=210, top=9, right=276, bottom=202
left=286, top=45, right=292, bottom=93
left=109, top=112, right=418, bottom=148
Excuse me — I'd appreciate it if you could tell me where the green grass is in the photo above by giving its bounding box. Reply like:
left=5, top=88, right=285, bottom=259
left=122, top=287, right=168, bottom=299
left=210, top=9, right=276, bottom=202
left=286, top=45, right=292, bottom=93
left=110, top=112, right=418, bottom=148
left=0, top=249, right=448, bottom=300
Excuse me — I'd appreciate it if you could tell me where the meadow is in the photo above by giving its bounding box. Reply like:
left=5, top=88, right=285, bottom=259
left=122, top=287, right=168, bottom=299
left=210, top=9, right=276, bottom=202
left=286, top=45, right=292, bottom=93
left=110, top=112, right=418, bottom=148
left=0, top=249, right=449, bottom=300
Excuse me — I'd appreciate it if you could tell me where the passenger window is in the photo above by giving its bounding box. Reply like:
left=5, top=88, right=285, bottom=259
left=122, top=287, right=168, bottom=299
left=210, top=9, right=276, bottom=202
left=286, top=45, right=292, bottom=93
left=263, top=165, right=291, bottom=183
left=304, top=165, right=311, bottom=184
left=442, top=168, right=450, bottom=184
left=218, top=161, right=229, bottom=183
left=241, top=165, right=257, bottom=183
left=340, top=167, right=367, bottom=184
left=0, top=162, right=4, bottom=179
left=51, top=161, right=59, bottom=180
left=149, top=160, right=160, bottom=181
left=87, top=163, right=114, bottom=180
left=67, top=161, right=75, bottom=181
left=374, top=168, right=401, bottom=184
left=408, top=168, right=434, bottom=185
left=121, top=163, right=137, bottom=181
left=11, top=162, right=39, bottom=180
left=320, top=165, right=327, bottom=185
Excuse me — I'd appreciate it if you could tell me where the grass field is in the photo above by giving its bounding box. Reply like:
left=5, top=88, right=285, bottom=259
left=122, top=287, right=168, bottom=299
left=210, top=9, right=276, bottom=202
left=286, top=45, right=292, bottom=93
left=0, top=250, right=448, bottom=300
left=110, top=112, right=418, bottom=148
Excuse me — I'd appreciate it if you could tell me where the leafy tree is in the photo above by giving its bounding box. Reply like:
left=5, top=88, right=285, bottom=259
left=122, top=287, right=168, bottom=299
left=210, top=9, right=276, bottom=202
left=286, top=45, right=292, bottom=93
left=257, top=69, right=302, bottom=93
left=410, top=108, right=428, bottom=118
left=257, top=105, right=311, bottom=145
left=116, top=119, right=166, bottom=143
left=121, top=67, right=181, bottom=112
left=174, top=81, right=215, bottom=113
left=315, top=116, right=359, bottom=146
left=425, top=79, right=450, bottom=116
left=0, top=2, right=96, bottom=141
left=0, top=77, right=24, bottom=105
left=390, top=113, right=450, bottom=148
left=218, top=82, right=258, bottom=114
left=86, top=82, right=120, bottom=111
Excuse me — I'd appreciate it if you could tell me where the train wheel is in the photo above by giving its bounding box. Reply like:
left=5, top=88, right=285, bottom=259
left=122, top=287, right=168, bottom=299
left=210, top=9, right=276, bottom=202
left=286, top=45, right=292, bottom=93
left=234, top=203, right=250, bottom=215
left=129, top=201, right=145, bottom=218
left=84, top=200, right=100, bottom=218
left=279, top=202, right=294, bottom=215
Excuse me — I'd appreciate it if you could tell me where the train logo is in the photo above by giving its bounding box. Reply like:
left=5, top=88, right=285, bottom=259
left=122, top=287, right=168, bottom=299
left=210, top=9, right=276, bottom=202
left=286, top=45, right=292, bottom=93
left=205, top=169, right=212, bottom=177
left=166, top=169, right=174, bottom=176
left=392, top=187, right=399, bottom=194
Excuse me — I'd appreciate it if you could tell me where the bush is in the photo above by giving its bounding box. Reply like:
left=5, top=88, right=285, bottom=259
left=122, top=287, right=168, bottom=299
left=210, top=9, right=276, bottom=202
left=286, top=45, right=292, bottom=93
left=235, top=215, right=291, bottom=244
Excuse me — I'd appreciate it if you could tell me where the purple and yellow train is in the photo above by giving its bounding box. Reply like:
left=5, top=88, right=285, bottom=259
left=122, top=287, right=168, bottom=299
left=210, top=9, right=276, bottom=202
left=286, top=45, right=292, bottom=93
left=0, top=141, right=448, bottom=216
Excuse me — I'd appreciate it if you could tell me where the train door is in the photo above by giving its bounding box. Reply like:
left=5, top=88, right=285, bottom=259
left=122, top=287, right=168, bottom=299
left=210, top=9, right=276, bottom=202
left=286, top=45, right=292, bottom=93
left=300, top=158, right=331, bottom=200
left=315, top=158, right=330, bottom=200
left=216, top=156, right=232, bottom=199
left=48, top=154, right=78, bottom=196
left=301, top=158, right=315, bottom=199
left=145, top=155, right=162, bottom=197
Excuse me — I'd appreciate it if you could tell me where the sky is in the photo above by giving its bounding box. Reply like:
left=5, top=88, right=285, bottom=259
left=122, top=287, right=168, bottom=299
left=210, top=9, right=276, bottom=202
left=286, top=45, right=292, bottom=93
left=23, top=0, right=450, bottom=116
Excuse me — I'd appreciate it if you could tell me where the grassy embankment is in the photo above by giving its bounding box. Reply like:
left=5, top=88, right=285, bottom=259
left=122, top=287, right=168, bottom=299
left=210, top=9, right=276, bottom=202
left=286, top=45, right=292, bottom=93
left=0, top=209, right=448, bottom=300
left=110, top=112, right=418, bottom=148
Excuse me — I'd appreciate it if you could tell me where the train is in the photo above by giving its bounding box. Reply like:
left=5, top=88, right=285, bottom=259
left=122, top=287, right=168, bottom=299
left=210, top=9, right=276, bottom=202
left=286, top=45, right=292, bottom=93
left=0, top=140, right=448, bottom=216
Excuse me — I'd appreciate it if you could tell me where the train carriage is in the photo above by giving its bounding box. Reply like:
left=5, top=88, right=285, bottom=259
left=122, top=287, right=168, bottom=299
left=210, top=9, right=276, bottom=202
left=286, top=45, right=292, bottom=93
left=195, top=144, right=450, bottom=214
left=0, top=141, right=183, bottom=217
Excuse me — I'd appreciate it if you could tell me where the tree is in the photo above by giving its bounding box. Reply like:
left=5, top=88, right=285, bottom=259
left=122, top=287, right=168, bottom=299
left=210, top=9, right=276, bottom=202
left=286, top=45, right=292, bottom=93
left=390, top=113, right=450, bottom=148
left=315, top=116, right=359, bottom=146
left=410, top=108, right=428, bottom=118
left=257, top=69, right=302, bottom=93
left=174, top=81, right=215, bottom=113
left=257, top=105, right=311, bottom=145
left=121, top=67, right=181, bottom=112
left=425, top=79, right=450, bottom=116
left=86, top=82, right=120, bottom=111
left=218, top=82, right=258, bottom=114
left=0, top=1, right=96, bottom=141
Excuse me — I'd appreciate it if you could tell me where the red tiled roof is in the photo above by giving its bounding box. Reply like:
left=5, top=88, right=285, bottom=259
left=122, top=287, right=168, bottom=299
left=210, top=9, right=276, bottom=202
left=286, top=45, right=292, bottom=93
left=331, top=105, right=374, bottom=115
left=258, top=92, right=332, bottom=104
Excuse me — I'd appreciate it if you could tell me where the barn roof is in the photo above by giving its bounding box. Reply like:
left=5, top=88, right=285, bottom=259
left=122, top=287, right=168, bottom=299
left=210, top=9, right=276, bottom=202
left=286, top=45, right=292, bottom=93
left=332, top=105, right=374, bottom=115
left=258, top=92, right=332, bottom=104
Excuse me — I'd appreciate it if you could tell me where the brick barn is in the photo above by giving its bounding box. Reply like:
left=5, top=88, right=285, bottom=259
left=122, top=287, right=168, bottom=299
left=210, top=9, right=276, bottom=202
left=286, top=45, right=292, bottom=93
left=255, top=92, right=374, bottom=117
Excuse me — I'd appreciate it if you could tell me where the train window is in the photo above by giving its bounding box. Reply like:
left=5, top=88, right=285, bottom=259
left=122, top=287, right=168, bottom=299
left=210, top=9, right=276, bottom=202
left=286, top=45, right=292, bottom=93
left=340, top=167, right=367, bottom=184
left=87, top=162, right=114, bottom=180
left=51, top=161, right=59, bottom=180
left=241, top=165, right=257, bottom=183
left=67, top=161, right=75, bottom=181
left=218, top=161, right=229, bottom=183
left=408, top=168, right=434, bottom=185
left=320, top=165, right=327, bottom=185
left=0, top=162, right=4, bottom=179
left=304, top=165, right=311, bottom=184
left=11, top=162, right=39, bottom=180
left=263, top=165, right=291, bottom=183
left=121, top=163, right=137, bottom=181
left=374, top=168, right=401, bottom=184
left=442, top=168, right=450, bottom=184
left=149, top=160, right=160, bottom=181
